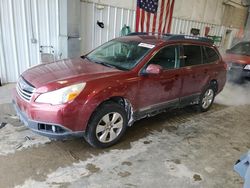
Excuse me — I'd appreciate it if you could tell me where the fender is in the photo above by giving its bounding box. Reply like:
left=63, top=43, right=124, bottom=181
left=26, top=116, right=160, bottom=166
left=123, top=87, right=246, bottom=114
left=75, top=75, right=140, bottom=130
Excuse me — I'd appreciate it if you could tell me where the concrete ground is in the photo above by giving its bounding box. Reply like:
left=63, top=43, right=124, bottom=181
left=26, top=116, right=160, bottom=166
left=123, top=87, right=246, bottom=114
left=0, top=82, right=250, bottom=188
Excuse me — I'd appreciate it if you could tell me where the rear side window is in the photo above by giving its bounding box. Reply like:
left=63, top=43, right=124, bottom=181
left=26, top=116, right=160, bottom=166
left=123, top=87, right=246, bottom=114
left=182, top=45, right=202, bottom=67
left=203, top=47, right=220, bottom=64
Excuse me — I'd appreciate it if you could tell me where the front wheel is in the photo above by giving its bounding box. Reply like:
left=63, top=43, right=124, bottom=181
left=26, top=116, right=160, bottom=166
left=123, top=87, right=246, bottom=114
left=84, top=102, right=127, bottom=148
left=197, top=86, right=215, bottom=112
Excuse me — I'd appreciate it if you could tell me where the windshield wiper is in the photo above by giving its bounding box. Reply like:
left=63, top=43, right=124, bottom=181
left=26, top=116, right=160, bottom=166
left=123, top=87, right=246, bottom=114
left=99, top=62, right=129, bottom=71
left=84, top=57, right=128, bottom=71
left=97, top=62, right=117, bottom=68
left=86, top=58, right=116, bottom=68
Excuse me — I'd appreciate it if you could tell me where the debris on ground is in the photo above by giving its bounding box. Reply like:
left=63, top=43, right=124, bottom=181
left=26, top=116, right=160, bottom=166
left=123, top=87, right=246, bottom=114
left=68, top=150, right=80, bottom=161
left=6, top=114, right=19, bottom=119
left=25, top=136, right=31, bottom=141
left=16, top=126, right=28, bottom=132
left=15, top=143, right=23, bottom=149
left=0, top=122, right=7, bottom=129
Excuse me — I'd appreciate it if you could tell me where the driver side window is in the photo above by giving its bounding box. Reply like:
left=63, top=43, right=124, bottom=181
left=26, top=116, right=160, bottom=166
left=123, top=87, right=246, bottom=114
left=148, top=45, right=178, bottom=69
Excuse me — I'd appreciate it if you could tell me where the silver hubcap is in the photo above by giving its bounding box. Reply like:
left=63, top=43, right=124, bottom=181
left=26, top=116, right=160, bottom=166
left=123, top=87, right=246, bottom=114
left=202, top=89, right=214, bottom=109
left=96, top=112, right=123, bottom=143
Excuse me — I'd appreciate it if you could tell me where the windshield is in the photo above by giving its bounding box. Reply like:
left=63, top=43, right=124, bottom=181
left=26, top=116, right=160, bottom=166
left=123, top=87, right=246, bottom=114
left=86, top=40, right=152, bottom=70
left=228, top=42, right=250, bottom=56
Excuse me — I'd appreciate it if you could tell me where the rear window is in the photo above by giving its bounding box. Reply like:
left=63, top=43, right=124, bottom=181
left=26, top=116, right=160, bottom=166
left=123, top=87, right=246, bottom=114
left=181, top=45, right=202, bottom=67
left=203, top=47, right=219, bottom=64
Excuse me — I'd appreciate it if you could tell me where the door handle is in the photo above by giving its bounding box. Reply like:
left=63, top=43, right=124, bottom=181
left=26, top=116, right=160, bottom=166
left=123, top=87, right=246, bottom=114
left=204, top=69, right=208, bottom=74
left=179, top=55, right=187, bottom=59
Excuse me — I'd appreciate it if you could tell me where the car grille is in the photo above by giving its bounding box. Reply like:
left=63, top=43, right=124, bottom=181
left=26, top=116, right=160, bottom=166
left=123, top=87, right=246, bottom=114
left=16, top=77, right=35, bottom=102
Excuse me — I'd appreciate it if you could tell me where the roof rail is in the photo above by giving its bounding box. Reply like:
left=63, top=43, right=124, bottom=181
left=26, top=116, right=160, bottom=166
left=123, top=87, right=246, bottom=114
left=126, top=32, right=155, bottom=36
left=126, top=32, right=214, bottom=44
left=163, top=34, right=214, bottom=44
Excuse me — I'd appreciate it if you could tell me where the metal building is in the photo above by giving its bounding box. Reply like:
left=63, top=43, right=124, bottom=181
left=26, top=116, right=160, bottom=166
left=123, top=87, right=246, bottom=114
left=0, top=0, right=242, bottom=83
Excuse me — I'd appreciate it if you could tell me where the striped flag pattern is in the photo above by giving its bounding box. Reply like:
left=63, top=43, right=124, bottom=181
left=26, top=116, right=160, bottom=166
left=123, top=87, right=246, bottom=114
left=135, top=0, right=175, bottom=34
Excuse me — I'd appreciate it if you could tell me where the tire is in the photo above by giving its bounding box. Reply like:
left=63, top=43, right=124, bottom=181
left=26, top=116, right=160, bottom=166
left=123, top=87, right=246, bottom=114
left=84, top=102, right=127, bottom=148
left=197, top=85, right=216, bottom=112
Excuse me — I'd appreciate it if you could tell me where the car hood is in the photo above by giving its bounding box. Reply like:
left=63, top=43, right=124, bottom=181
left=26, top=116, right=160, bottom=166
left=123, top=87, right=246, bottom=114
left=22, top=57, right=122, bottom=91
left=223, top=53, right=250, bottom=65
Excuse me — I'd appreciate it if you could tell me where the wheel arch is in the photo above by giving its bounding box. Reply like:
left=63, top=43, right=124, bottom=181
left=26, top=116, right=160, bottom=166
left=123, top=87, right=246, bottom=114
left=85, top=96, right=134, bottom=135
left=209, top=79, right=218, bottom=93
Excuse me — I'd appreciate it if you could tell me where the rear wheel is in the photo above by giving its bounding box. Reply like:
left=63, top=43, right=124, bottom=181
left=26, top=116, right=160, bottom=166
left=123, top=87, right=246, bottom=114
left=197, top=86, right=215, bottom=112
left=84, top=102, right=127, bottom=148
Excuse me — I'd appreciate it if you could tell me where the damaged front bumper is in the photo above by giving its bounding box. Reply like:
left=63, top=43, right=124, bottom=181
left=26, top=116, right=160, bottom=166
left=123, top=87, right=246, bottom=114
left=13, top=100, right=84, bottom=140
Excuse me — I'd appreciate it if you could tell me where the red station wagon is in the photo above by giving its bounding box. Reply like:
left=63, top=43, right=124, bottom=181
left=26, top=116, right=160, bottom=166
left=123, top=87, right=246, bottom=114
left=13, top=33, right=227, bottom=148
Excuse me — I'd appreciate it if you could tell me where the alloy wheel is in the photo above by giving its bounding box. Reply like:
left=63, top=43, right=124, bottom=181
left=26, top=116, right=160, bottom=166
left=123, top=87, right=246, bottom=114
left=96, top=112, right=123, bottom=143
left=202, top=89, right=214, bottom=109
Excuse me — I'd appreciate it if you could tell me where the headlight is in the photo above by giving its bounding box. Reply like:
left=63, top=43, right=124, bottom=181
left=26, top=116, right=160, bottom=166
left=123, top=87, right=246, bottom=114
left=35, top=83, right=86, bottom=105
left=244, top=65, right=250, bottom=70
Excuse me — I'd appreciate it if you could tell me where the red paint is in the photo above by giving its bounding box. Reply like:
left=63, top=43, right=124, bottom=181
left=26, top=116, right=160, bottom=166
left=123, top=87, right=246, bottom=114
left=162, top=0, right=170, bottom=33
left=13, top=35, right=226, bottom=134
left=223, top=53, right=250, bottom=65
left=158, top=0, right=165, bottom=34
left=135, top=5, right=140, bottom=32
left=167, top=0, right=175, bottom=33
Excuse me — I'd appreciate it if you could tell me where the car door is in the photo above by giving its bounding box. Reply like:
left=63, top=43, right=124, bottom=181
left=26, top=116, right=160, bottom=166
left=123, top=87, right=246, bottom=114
left=137, top=45, right=182, bottom=113
left=179, top=44, right=209, bottom=105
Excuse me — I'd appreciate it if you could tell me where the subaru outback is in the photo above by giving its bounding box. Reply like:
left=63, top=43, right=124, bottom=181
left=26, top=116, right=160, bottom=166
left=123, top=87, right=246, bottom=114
left=13, top=33, right=227, bottom=148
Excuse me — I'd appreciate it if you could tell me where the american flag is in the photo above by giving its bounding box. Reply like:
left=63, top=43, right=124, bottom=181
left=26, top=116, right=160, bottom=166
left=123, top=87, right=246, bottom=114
left=135, top=0, right=175, bottom=34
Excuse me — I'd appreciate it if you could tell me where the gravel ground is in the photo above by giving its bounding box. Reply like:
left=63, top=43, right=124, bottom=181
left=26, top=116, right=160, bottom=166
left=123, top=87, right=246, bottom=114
left=0, top=82, right=249, bottom=188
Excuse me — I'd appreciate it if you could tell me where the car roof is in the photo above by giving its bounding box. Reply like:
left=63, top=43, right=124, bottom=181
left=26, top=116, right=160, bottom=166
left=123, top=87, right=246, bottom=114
left=118, top=32, right=214, bottom=47
left=117, top=35, right=166, bottom=45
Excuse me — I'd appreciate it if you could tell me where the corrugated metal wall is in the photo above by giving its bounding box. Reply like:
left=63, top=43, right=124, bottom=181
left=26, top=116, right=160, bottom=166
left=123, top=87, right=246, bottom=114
left=80, top=2, right=239, bottom=54
left=0, top=0, right=59, bottom=83
left=0, top=0, right=239, bottom=83
left=172, top=17, right=240, bottom=49
left=171, top=17, right=225, bottom=37
left=80, top=2, right=136, bottom=54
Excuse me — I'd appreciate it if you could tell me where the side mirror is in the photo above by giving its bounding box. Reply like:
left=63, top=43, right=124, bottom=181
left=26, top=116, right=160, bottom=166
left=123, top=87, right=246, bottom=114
left=145, top=64, right=163, bottom=75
